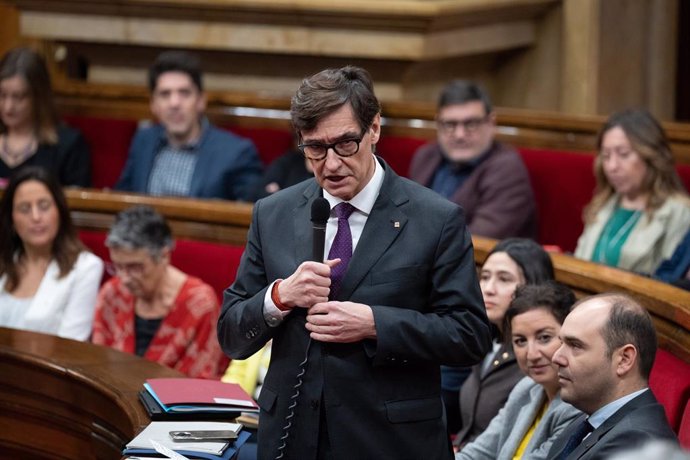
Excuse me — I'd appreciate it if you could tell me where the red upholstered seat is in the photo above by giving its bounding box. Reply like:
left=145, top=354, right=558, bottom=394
left=78, top=229, right=245, bottom=301
left=224, top=125, right=295, bottom=167
left=376, top=135, right=427, bottom=178
left=649, top=348, right=690, bottom=433
left=517, top=148, right=596, bottom=252
left=679, top=400, right=690, bottom=448
left=63, top=115, right=139, bottom=189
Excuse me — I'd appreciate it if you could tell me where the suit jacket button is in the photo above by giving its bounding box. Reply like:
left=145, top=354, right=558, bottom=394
left=310, top=399, right=319, bottom=410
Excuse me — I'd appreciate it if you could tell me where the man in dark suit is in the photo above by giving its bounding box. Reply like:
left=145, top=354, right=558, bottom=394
left=217, top=66, right=492, bottom=460
left=547, top=293, right=677, bottom=460
left=115, top=50, right=261, bottom=200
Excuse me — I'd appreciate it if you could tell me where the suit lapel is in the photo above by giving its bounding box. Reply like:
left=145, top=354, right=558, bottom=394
left=480, top=343, right=515, bottom=379
left=336, top=163, right=408, bottom=301
left=568, top=390, right=654, bottom=459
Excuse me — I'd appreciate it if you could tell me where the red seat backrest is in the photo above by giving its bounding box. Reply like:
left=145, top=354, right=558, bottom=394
left=78, top=229, right=245, bottom=302
left=649, top=348, right=690, bottom=433
left=223, top=125, right=295, bottom=167
left=63, top=115, right=138, bottom=189
left=680, top=400, right=690, bottom=449
left=517, top=148, right=596, bottom=252
left=376, top=135, right=427, bottom=178
left=678, top=164, right=690, bottom=193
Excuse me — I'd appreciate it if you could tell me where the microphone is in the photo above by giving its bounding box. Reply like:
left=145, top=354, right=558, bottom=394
left=311, top=197, right=330, bottom=262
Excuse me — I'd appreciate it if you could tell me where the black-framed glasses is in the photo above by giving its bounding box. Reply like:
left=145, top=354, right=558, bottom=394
left=437, top=116, right=489, bottom=134
left=298, top=128, right=367, bottom=161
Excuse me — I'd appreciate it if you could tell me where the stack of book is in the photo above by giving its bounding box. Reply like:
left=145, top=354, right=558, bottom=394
left=127, top=378, right=260, bottom=459
left=123, top=420, right=251, bottom=460
left=139, top=378, right=260, bottom=421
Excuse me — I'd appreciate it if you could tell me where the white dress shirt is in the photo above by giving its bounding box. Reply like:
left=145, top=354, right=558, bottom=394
left=264, top=155, right=385, bottom=325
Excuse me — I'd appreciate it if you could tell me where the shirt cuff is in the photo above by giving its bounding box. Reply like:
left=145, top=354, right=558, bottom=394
left=263, top=281, right=291, bottom=327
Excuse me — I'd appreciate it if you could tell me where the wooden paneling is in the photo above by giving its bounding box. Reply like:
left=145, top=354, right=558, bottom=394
left=0, top=1, right=20, bottom=55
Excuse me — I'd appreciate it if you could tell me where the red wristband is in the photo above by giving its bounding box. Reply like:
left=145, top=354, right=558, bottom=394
left=272, top=280, right=292, bottom=311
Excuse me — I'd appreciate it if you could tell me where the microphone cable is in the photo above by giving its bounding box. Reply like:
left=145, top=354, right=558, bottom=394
left=274, top=197, right=330, bottom=459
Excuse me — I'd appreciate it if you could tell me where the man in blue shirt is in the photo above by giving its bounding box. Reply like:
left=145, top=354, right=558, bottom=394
left=547, top=293, right=677, bottom=460
left=116, top=51, right=261, bottom=201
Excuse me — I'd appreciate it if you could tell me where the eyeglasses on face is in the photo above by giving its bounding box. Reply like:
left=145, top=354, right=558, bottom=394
left=437, top=116, right=489, bottom=134
left=298, top=127, right=367, bottom=161
left=105, top=261, right=146, bottom=277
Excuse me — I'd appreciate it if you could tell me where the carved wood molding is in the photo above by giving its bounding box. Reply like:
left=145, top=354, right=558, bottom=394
left=10, top=0, right=557, bottom=32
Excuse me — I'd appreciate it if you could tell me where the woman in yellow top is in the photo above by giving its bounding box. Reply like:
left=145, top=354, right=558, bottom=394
left=456, top=282, right=582, bottom=460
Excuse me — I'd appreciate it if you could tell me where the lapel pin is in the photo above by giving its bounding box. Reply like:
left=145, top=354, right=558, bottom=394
left=394, top=221, right=400, bottom=228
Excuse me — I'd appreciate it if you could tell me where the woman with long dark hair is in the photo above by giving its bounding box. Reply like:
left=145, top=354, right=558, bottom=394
left=0, top=166, right=102, bottom=340
left=453, top=238, right=555, bottom=450
left=0, top=47, right=90, bottom=187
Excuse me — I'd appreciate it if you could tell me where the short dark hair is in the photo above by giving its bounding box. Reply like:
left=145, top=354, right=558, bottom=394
left=438, top=80, right=492, bottom=114
left=148, top=50, right=203, bottom=92
left=0, top=166, right=84, bottom=291
left=0, top=47, right=59, bottom=143
left=488, top=238, right=555, bottom=285
left=290, top=66, right=381, bottom=135
left=106, top=205, right=173, bottom=260
left=504, top=281, right=576, bottom=342
left=598, top=294, right=657, bottom=381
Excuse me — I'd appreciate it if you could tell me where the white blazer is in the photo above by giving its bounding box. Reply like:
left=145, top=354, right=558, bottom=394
left=0, top=251, right=104, bottom=341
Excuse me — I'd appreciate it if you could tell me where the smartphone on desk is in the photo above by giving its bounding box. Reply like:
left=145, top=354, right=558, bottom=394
left=169, top=430, right=238, bottom=442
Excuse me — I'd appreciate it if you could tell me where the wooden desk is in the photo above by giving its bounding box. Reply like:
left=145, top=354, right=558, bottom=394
left=0, top=327, right=182, bottom=459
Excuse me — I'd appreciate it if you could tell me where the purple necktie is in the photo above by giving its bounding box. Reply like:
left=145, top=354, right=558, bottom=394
left=328, top=202, right=356, bottom=299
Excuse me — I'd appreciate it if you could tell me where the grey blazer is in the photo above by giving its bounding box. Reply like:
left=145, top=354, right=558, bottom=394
left=457, top=377, right=582, bottom=460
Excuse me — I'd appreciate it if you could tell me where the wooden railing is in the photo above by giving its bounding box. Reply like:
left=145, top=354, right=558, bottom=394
left=64, top=188, right=253, bottom=246
left=58, top=189, right=690, bottom=364
left=0, top=327, right=182, bottom=459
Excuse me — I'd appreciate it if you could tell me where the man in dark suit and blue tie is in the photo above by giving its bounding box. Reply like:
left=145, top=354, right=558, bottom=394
left=547, top=293, right=677, bottom=460
left=217, top=66, right=492, bottom=460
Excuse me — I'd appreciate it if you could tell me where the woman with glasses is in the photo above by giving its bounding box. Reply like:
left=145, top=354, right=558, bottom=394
left=574, top=108, right=690, bottom=275
left=0, top=47, right=91, bottom=187
left=0, top=166, right=103, bottom=340
left=91, top=205, right=227, bottom=378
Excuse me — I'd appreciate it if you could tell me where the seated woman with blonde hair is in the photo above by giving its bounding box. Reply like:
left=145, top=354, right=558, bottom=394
left=92, top=205, right=227, bottom=378
left=575, top=108, right=690, bottom=274
left=0, top=166, right=103, bottom=340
